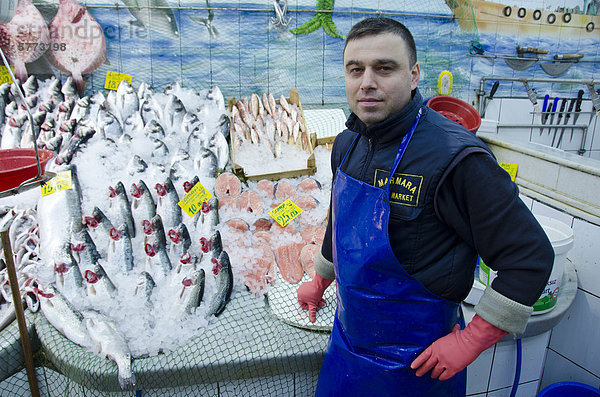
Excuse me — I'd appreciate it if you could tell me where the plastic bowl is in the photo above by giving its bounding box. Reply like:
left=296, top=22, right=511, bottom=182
left=537, top=382, right=600, bottom=397
left=426, top=96, right=481, bottom=133
left=0, top=148, right=54, bottom=192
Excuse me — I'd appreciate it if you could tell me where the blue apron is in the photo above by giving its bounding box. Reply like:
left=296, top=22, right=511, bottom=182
left=315, top=109, right=466, bottom=397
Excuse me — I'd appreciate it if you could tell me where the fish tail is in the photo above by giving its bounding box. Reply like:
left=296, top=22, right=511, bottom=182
left=14, top=62, right=28, bottom=84
left=72, top=71, right=86, bottom=95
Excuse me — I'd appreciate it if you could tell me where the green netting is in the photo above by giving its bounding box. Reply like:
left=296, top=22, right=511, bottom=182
left=0, top=291, right=328, bottom=395
left=0, top=311, right=37, bottom=386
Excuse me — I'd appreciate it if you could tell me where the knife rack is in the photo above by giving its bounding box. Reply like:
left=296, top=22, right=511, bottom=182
left=475, top=76, right=599, bottom=153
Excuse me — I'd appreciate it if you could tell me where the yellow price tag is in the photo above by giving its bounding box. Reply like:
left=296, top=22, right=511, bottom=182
left=178, top=181, right=213, bottom=218
left=0, top=66, right=14, bottom=84
left=500, top=162, right=518, bottom=182
left=104, top=71, right=132, bottom=91
left=40, top=171, right=73, bottom=196
left=269, top=199, right=303, bottom=227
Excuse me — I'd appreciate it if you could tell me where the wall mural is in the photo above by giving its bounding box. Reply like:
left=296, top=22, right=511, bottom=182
left=0, top=0, right=598, bottom=106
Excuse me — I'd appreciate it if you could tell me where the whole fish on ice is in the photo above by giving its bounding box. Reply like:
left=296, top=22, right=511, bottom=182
left=46, top=0, right=107, bottom=94
left=37, top=165, right=83, bottom=267
left=82, top=310, right=136, bottom=390
left=36, top=284, right=91, bottom=347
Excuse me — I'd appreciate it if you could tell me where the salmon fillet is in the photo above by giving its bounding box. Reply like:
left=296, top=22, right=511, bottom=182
left=275, top=242, right=305, bottom=284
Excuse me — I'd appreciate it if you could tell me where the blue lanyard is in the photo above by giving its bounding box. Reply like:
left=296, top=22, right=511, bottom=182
left=385, top=108, right=422, bottom=196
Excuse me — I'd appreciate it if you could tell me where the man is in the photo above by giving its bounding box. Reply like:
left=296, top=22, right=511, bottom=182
left=296, top=17, right=553, bottom=396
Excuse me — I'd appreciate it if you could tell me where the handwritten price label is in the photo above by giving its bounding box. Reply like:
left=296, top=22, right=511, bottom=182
left=104, top=71, right=132, bottom=91
left=0, top=66, right=14, bottom=84
left=500, top=162, right=518, bottom=182
left=41, top=170, right=73, bottom=196
left=269, top=199, right=303, bottom=227
left=178, top=181, right=213, bottom=218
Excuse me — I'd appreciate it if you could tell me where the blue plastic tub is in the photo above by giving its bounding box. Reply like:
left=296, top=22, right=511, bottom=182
left=538, top=382, right=600, bottom=397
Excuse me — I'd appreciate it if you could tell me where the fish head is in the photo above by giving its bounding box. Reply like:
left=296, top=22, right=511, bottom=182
left=168, top=228, right=180, bottom=243
left=33, top=286, right=55, bottom=299
left=109, top=227, right=122, bottom=241
left=155, top=182, right=167, bottom=197
left=211, top=257, right=222, bottom=275
left=54, top=261, right=71, bottom=274
left=181, top=276, right=196, bottom=287
left=199, top=237, right=209, bottom=253
left=84, top=270, right=99, bottom=284
left=130, top=182, right=143, bottom=198
left=70, top=242, right=87, bottom=252
left=180, top=252, right=192, bottom=264
left=141, top=219, right=153, bottom=235
left=144, top=243, right=157, bottom=257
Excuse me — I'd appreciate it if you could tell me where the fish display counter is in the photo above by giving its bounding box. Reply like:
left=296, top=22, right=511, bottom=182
left=34, top=290, right=330, bottom=393
left=0, top=73, right=339, bottom=395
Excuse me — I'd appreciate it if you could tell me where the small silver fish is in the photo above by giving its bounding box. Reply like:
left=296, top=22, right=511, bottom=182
left=154, top=178, right=182, bottom=232
left=83, top=263, right=117, bottom=302
left=116, top=80, right=139, bottom=123
left=206, top=250, right=233, bottom=317
left=133, top=271, right=155, bottom=304
left=130, top=180, right=156, bottom=225
left=107, top=226, right=135, bottom=274
left=108, top=182, right=136, bottom=239
left=127, top=154, right=148, bottom=176
left=175, top=269, right=205, bottom=315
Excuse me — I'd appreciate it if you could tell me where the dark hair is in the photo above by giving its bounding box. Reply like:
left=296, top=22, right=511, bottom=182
left=344, top=17, right=417, bottom=67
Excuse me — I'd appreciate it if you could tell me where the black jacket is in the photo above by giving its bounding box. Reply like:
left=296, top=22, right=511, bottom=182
left=321, top=89, right=553, bottom=305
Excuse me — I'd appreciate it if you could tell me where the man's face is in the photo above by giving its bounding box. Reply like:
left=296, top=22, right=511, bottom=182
left=344, top=33, right=420, bottom=126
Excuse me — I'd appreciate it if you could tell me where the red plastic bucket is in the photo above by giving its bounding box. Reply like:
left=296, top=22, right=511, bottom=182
left=0, top=148, right=54, bottom=192
left=426, top=96, right=481, bottom=133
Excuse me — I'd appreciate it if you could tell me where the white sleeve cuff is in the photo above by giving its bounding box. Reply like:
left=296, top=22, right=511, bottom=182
left=474, top=286, right=533, bottom=334
left=314, top=251, right=335, bottom=280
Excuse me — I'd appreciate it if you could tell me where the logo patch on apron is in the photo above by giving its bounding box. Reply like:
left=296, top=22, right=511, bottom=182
left=374, top=170, right=423, bottom=207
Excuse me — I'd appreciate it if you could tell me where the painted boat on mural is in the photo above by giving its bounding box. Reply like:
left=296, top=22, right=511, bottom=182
left=445, top=0, right=600, bottom=38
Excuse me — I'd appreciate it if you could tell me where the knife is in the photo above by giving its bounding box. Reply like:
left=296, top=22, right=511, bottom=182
left=552, top=98, right=568, bottom=147
left=560, top=97, right=577, bottom=146
left=540, top=94, right=549, bottom=135
left=547, top=97, right=559, bottom=135
left=481, top=81, right=499, bottom=118
left=571, top=89, right=584, bottom=142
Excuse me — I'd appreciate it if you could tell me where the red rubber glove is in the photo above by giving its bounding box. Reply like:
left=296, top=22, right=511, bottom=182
left=297, top=273, right=334, bottom=322
left=410, top=314, right=508, bottom=381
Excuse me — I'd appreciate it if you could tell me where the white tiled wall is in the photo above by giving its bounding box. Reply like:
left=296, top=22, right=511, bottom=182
left=527, top=200, right=600, bottom=393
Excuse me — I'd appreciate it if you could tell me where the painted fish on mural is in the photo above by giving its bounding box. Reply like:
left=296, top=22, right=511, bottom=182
left=0, top=0, right=51, bottom=82
left=121, top=0, right=179, bottom=40
left=46, top=0, right=107, bottom=94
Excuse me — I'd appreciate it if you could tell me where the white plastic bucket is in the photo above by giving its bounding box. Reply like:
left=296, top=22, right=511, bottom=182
left=477, top=215, right=574, bottom=315
left=532, top=215, right=574, bottom=315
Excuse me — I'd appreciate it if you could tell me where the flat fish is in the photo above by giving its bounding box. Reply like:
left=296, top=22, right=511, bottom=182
left=0, top=0, right=50, bottom=82
left=46, top=0, right=107, bottom=94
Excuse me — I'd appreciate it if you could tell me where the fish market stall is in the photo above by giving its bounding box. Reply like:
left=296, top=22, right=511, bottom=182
left=0, top=66, right=339, bottom=394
